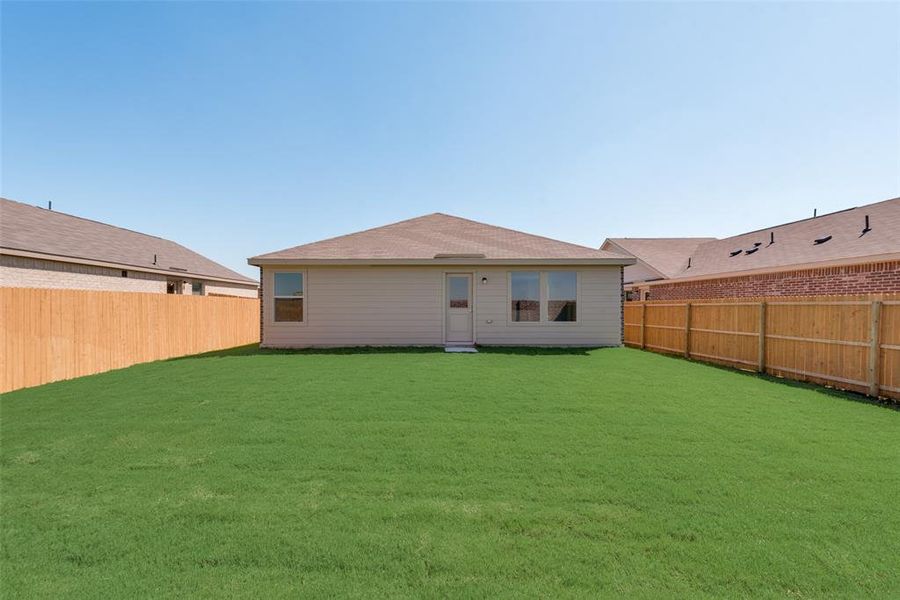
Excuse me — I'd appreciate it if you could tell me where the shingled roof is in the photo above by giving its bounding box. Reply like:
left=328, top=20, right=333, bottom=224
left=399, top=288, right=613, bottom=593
left=679, top=197, right=900, bottom=279
left=1, top=198, right=256, bottom=285
left=601, top=238, right=716, bottom=279
left=250, top=213, right=634, bottom=265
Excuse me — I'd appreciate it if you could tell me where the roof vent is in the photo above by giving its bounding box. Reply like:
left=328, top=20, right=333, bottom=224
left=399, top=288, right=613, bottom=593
left=767, top=232, right=775, bottom=246
left=169, top=266, right=188, bottom=272
left=433, top=253, right=486, bottom=259
left=813, top=235, right=832, bottom=245
left=753, top=242, right=762, bottom=247
left=745, top=247, right=759, bottom=255
left=859, top=215, right=871, bottom=237
left=686, top=257, right=691, bottom=269
left=729, top=249, right=742, bottom=257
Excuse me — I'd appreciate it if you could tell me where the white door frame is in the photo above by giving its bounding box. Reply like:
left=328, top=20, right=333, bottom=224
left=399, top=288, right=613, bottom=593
left=443, top=272, right=475, bottom=345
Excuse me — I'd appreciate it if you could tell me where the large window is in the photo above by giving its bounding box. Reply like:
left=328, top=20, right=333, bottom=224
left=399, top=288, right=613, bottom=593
left=510, top=271, right=540, bottom=322
left=547, top=272, right=577, bottom=321
left=274, top=272, right=304, bottom=322
left=191, top=281, right=204, bottom=296
left=510, top=271, right=579, bottom=323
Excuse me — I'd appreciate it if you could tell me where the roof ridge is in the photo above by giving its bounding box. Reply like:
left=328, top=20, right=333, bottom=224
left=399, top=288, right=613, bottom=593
left=253, top=213, right=445, bottom=258
left=428, top=212, right=605, bottom=253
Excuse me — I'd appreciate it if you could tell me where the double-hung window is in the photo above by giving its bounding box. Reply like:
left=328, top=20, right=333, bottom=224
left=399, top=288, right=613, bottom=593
left=274, top=272, right=304, bottom=322
left=510, top=271, right=578, bottom=323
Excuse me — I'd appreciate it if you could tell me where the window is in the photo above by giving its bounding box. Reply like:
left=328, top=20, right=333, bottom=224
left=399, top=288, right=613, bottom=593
left=448, top=276, right=469, bottom=308
left=510, top=271, right=579, bottom=323
left=274, top=272, right=303, bottom=322
left=510, top=271, right=540, bottom=322
left=547, top=271, right=576, bottom=321
left=191, top=281, right=204, bottom=296
left=166, top=281, right=181, bottom=294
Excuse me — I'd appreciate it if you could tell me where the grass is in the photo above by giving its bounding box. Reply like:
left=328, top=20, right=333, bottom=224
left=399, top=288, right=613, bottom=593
left=2, top=346, right=898, bottom=598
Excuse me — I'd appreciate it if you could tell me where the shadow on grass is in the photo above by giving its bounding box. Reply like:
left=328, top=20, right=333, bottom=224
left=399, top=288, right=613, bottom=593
left=633, top=348, right=899, bottom=412
left=168, top=344, right=598, bottom=361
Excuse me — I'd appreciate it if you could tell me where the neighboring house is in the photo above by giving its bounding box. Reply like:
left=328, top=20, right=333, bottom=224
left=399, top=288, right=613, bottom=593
left=600, top=237, right=716, bottom=300
left=248, top=213, right=634, bottom=348
left=0, top=198, right=258, bottom=297
left=605, top=196, right=900, bottom=300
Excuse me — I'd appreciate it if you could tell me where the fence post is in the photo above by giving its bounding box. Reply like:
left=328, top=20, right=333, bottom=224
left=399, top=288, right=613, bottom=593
left=684, top=303, right=692, bottom=358
left=757, top=302, right=766, bottom=373
left=868, top=300, right=882, bottom=397
left=640, top=303, right=647, bottom=350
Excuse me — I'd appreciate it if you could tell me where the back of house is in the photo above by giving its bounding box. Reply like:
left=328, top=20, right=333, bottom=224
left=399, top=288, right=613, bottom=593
left=249, top=213, right=634, bottom=348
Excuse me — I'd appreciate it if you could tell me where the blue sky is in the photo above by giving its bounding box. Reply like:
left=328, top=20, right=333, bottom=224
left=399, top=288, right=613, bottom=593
left=2, top=1, right=898, bottom=279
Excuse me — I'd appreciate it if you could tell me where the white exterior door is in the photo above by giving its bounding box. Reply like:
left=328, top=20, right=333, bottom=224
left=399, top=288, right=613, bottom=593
left=445, top=274, right=473, bottom=344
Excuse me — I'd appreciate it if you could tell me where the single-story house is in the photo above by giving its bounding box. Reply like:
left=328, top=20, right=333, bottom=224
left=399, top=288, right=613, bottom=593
left=0, top=198, right=258, bottom=297
left=600, top=237, right=716, bottom=300
left=248, top=213, right=635, bottom=347
left=603, top=196, right=900, bottom=300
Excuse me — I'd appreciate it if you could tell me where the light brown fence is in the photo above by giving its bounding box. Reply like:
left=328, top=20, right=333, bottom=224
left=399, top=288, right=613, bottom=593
left=624, top=294, right=900, bottom=400
left=1, top=287, right=260, bottom=393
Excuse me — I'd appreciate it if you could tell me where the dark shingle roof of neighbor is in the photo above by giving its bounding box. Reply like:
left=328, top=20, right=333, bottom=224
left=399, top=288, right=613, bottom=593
left=602, top=238, right=717, bottom=278
left=0, top=198, right=257, bottom=285
left=604, top=197, right=900, bottom=282
left=250, top=213, right=634, bottom=263
left=681, top=197, right=900, bottom=278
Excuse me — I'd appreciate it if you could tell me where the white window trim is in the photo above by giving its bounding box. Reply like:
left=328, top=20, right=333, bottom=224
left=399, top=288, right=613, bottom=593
left=271, top=269, right=307, bottom=325
left=507, top=269, right=581, bottom=326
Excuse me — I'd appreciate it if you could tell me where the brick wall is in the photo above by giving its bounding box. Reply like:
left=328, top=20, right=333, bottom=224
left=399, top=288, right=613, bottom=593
left=1, top=255, right=258, bottom=297
left=649, top=260, right=900, bottom=300
left=1, top=255, right=166, bottom=292
left=258, top=266, right=264, bottom=344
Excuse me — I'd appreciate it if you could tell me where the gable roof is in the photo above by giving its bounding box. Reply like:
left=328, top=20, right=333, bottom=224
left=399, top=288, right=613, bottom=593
left=250, top=213, right=634, bottom=265
left=601, top=237, right=716, bottom=279
left=675, top=197, right=900, bottom=280
left=0, top=198, right=257, bottom=285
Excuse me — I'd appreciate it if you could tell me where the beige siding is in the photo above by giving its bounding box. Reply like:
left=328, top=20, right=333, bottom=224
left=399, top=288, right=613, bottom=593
left=261, top=265, right=623, bottom=347
left=473, top=267, right=622, bottom=346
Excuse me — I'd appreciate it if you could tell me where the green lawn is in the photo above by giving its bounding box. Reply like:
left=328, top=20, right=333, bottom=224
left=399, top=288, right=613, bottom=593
left=2, top=347, right=898, bottom=598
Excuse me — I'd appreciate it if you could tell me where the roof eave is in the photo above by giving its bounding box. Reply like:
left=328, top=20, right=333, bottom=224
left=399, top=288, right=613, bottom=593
left=2, top=247, right=259, bottom=287
left=248, top=257, right=636, bottom=267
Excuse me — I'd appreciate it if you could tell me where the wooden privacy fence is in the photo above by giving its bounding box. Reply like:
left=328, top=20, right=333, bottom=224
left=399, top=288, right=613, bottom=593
left=1, top=287, right=260, bottom=393
left=623, top=294, right=900, bottom=400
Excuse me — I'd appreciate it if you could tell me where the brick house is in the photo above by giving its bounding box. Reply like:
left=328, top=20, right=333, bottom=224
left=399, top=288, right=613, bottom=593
left=1, top=198, right=258, bottom=296
left=602, top=196, right=900, bottom=300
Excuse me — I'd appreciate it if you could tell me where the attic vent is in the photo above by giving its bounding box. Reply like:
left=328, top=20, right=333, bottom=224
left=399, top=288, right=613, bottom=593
left=753, top=242, right=762, bottom=247
left=729, top=249, right=742, bottom=257
left=169, top=266, right=188, bottom=272
left=860, top=215, right=871, bottom=237
left=745, top=247, right=759, bottom=255
left=433, top=253, right=486, bottom=259
left=813, top=235, right=832, bottom=245
left=686, top=257, right=691, bottom=269
left=767, top=232, right=775, bottom=246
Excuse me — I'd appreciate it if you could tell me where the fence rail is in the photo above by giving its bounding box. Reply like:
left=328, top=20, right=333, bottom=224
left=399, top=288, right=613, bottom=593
left=2, top=287, right=260, bottom=393
left=624, top=294, right=900, bottom=400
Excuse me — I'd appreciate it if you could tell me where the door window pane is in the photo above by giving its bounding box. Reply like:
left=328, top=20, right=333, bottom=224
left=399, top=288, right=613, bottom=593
left=548, top=272, right=576, bottom=322
left=510, top=272, right=540, bottom=322
left=448, top=276, right=469, bottom=308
